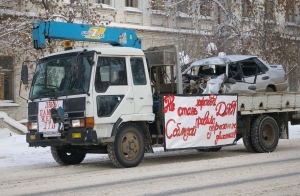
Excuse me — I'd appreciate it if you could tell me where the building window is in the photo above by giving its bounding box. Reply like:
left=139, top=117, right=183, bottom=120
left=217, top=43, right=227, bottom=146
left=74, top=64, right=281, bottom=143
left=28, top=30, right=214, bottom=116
left=125, top=0, right=138, bottom=8
left=286, top=0, right=296, bottom=23
left=96, top=0, right=110, bottom=4
left=177, top=1, right=188, bottom=14
left=200, top=0, right=212, bottom=17
left=265, top=0, right=275, bottom=21
left=150, top=0, right=164, bottom=11
left=0, top=56, right=14, bottom=100
left=242, top=0, right=251, bottom=18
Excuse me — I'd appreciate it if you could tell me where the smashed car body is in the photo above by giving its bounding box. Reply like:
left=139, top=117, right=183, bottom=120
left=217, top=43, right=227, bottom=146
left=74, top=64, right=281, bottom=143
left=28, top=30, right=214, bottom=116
left=181, top=55, right=288, bottom=94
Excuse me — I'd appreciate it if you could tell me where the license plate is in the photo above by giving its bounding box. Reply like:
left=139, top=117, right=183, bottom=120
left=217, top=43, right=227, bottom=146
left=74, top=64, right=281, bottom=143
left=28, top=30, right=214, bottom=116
left=43, top=131, right=61, bottom=137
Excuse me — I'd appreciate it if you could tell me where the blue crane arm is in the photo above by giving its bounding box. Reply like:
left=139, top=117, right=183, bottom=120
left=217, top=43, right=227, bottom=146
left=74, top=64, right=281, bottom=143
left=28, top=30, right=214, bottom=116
left=32, top=21, right=141, bottom=49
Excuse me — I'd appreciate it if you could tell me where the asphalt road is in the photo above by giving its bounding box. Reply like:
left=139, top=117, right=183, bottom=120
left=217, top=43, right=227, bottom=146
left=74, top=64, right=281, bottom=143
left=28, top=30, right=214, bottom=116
left=1, top=139, right=300, bottom=196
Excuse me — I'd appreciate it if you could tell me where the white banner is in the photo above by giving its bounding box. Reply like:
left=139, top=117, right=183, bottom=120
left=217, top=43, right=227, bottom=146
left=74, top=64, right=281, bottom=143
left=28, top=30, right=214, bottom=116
left=38, top=100, right=63, bottom=133
left=163, top=94, right=237, bottom=149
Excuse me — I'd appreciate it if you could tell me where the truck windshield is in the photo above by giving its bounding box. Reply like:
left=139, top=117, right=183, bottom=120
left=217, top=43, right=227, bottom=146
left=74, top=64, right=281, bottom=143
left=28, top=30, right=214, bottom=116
left=29, top=52, right=94, bottom=100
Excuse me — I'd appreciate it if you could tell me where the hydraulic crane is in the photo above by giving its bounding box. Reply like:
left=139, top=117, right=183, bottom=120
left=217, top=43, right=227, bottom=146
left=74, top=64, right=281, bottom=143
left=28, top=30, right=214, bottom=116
left=32, top=21, right=142, bottom=49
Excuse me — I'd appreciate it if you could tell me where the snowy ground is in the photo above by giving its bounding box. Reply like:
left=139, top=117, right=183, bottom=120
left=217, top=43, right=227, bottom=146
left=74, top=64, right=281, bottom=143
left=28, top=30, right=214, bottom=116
left=0, top=114, right=300, bottom=168
left=0, top=127, right=109, bottom=168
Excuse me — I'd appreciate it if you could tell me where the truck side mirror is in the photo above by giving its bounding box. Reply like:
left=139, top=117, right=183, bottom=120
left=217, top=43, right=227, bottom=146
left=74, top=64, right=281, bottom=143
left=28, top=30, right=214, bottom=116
left=21, top=65, right=28, bottom=85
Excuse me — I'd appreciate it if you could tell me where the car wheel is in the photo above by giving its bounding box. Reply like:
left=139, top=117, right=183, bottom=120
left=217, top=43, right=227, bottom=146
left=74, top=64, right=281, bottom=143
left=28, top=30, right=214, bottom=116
left=266, top=87, right=275, bottom=92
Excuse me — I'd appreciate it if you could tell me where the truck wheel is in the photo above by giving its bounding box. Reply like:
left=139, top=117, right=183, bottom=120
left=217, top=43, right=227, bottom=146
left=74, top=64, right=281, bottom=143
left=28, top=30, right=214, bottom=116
left=51, top=146, right=86, bottom=165
left=196, top=147, right=222, bottom=152
left=242, top=133, right=257, bottom=152
left=107, top=123, right=145, bottom=168
left=251, top=115, right=279, bottom=153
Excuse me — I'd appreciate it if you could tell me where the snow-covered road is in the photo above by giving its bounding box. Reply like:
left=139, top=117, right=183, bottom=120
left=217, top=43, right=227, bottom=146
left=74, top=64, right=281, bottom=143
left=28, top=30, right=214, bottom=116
left=1, top=138, right=300, bottom=196
left=0, top=123, right=300, bottom=195
left=1, top=122, right=300, bottom=168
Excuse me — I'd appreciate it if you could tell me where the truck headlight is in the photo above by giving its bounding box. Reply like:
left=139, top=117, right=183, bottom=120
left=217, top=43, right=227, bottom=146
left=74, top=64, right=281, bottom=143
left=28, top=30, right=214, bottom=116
left=71, top=119, right=85, bottom=127
left=26, top=122, right=38, bottom=131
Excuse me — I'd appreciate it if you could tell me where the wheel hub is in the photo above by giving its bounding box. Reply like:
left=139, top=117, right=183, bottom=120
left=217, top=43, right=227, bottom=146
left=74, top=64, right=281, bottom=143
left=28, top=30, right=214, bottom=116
left=121, top=132, right=139, bottom=160
left=262, top=123, right=275, bottom=145
left=129, top=141, right=136, bottom=150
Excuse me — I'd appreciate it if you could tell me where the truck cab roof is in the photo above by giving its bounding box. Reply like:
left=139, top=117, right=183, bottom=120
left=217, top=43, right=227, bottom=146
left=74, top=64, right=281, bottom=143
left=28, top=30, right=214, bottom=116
left=43, top=46, right=145, bottom=58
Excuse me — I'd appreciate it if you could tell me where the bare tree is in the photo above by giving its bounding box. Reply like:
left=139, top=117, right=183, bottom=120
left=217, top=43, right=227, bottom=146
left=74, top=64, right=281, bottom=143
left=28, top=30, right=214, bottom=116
left=0, top=0, right=115, bottom=55
left=0, top=0, right=117, bottom=101
left=148, top=0, right=300, bottom=90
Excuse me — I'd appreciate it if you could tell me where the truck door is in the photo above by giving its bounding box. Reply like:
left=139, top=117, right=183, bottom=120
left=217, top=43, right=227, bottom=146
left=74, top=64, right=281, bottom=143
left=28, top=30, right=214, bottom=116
left=129, top=57, right=153, bottom=114
left=93, top=56, right=134, bottom=124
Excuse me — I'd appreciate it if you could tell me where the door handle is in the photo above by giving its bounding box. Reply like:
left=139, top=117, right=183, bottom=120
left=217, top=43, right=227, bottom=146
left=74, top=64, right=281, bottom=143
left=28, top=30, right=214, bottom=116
left=262, top=76, right=270, bottom=80
left=248, top=85, right=256, bottom=90
left=126, top=97, right=134, bottom=100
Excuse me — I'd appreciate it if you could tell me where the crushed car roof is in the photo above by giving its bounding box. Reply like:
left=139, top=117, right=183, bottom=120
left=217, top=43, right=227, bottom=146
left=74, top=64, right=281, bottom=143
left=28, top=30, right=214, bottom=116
left=182, top=55, right=258, bottom=74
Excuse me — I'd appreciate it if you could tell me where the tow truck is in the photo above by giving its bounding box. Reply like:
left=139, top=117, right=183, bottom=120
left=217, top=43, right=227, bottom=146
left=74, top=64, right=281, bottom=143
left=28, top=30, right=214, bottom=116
left=22, top=21, right=300, bottom=168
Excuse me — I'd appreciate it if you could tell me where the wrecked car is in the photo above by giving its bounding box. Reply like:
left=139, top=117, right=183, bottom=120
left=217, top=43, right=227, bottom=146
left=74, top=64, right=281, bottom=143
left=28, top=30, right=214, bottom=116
left=181, top=55, right=288, bottom=94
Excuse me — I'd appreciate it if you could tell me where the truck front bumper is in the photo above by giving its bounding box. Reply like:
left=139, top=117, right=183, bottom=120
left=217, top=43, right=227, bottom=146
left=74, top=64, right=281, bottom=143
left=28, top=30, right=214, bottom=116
left=26, top=129, right=98, bottom=147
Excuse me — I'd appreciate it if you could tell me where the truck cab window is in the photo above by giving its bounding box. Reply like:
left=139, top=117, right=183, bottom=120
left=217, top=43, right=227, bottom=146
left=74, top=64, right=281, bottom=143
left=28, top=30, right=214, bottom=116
left=97, top=95, right=124, bottom=117
left=113, top=70, right=127, bottom=85
left=29, top=54, right=93, bottom=99
left=130, top=57, right=146, bottom=85
left=95, top=57, right=127, bottom=92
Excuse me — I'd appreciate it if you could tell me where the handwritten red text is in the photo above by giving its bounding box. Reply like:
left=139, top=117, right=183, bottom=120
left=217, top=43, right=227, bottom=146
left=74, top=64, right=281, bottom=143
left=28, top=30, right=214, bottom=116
left=195, top=94, right=217, bottom=110
left=207, top=122, right=237, bottom=139
left=194, top=111, right=215, bottom=128
left=39, top=101, right=59, bottom=130
left=177, top=107, right=198, bottom=117
left=165, top=119, right=197, bottom=141
left=214, top=129, right=237, bottom=145
left=215, top=100, right=237, bottom=117
left=164, top=94, right=175, bottom=114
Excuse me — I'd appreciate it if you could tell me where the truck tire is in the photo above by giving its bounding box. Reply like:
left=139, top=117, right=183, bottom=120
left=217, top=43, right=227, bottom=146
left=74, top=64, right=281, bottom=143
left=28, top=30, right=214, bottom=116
left=196, top=147, right=222, bottom=152
left=51, top=146, right=86, bottom=165
left=242, top=133, right=257, bottom=152
left=107, top=123, right=145, bottom=168
left=251, top=115, right=279, bottom=153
